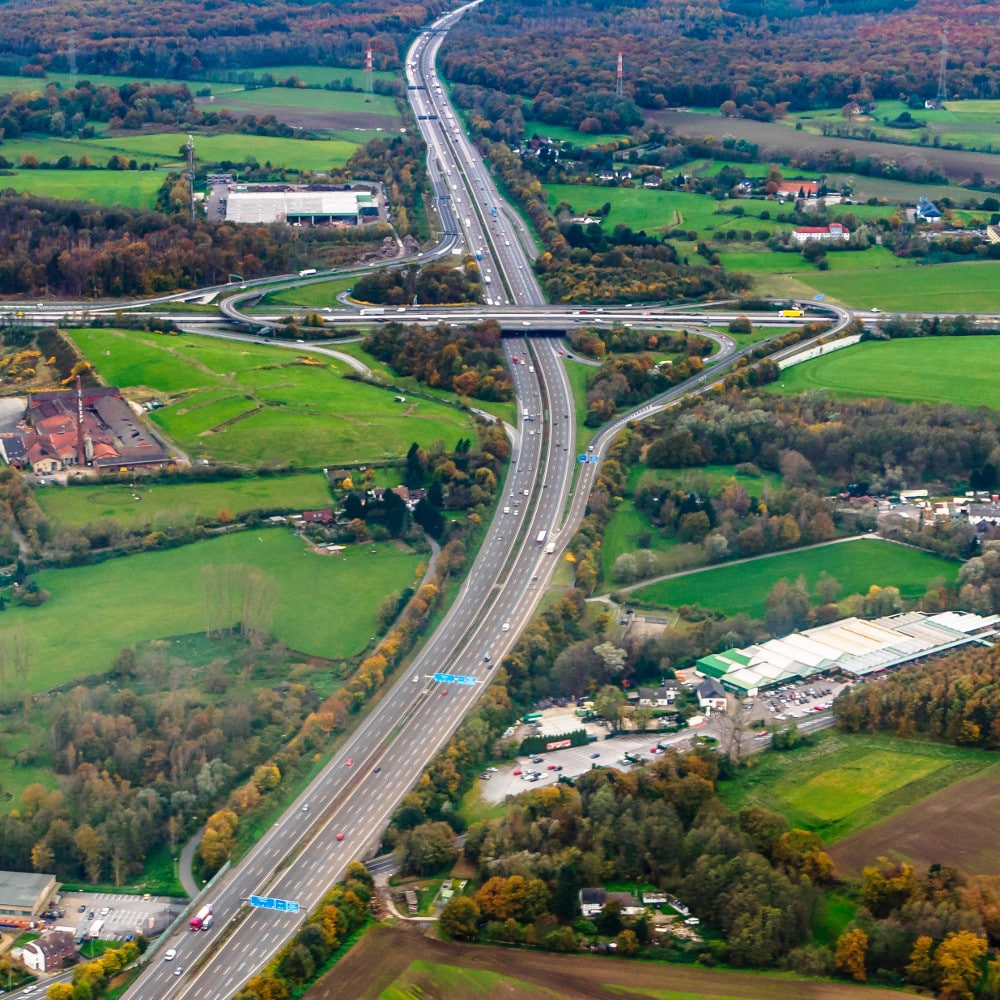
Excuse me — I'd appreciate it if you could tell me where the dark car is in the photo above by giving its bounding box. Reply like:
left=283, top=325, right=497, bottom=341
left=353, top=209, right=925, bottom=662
left=590, top=752, right=600, bottom=759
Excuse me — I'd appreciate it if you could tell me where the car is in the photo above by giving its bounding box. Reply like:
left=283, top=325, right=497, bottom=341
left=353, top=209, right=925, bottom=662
left=484, top=653, right=491, bottom=662
left=650, top=747, right=662, bottom=754
left=513, top=769, right=523, bottom=776
left=590, top=752, right=601, bottom=759
left=547, top=763, right=557, bottom=770
left=24, top=988, right=38, bottom=996
left=345, top=758, right=353, bottom=767
left=441, top=688, right=449, bottom=696
left=164, top=949, right=177, bottom=961
left=531, top=756, right=543, bottom=764
left=175, top=967, right=184, bottom=976
left=374, top=765, right=382, bottom=773
left=302, top=804, right=309, bottom=812
left=754, top=730, right=771, bottom=739
left=501, top=622, right=510, bottom=632
left=98, top=907, right=110, bottom=917
left=412, top=674, right=419, bottom=682
left=336, top=832, right=345, bottom=841
left=87, top=911, right=95, bottom=920
left=870, top=306, right=882, bottom=313
left=78, top=904, right=87, bottom=913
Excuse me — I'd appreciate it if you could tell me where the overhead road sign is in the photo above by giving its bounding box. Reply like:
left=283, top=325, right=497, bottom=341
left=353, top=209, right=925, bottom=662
left=250, top=895, right=300, bottom=913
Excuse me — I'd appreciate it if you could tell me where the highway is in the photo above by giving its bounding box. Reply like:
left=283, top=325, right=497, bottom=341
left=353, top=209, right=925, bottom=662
left=119, top=7, right=581, bottom=1000
left=29, top=10, right=907, bottom=1000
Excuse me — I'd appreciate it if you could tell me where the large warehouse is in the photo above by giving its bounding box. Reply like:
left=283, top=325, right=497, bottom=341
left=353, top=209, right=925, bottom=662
left=225, top=189, right=377, bottom=226
left=0, top=871, right=57, bottom=920
left=697, top=611, right=999, bottom=695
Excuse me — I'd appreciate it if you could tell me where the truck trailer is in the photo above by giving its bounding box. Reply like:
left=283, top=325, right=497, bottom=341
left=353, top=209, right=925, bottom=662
left=190, top=904, right=213, bottom=931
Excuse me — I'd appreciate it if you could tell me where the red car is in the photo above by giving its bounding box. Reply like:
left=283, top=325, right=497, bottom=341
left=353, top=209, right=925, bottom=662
left=336, top=832, right=345, bottom=842
left=441, top=688, right=449, bottom=696
left=547, top=764, right=557, bottom=770
left=345, top=758, right=353, bottom=767
left=513, top=769, right=523, bottom=776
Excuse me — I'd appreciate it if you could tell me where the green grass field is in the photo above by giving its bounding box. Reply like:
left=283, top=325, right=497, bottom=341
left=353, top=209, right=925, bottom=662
left=238, top=64, right=398, bottom=86
left=215, top=86, right=399, bottom=119
left=631, top=538, right=959, bottom=615
left=0, top=73, right=243, bottom=97
left=719, top=730, right=997, bottom=843
left=0, top=529, right=421, bottom=694
left=601, top=500, right=678, bottom=579
left=0, top=169, right=166, bottom=208
left=800, top=259, right=1000, bottom=313
left=523, top=119, right=629, bottom=147
left=259, top=277, right=359, bottom=308
left=35, top=474, right=331, bottom=529
left=628, top=463, right=783, bottom=497
left=67, top=328, right=477, bottom=466
left=774, top=335, right=1000, bottom=408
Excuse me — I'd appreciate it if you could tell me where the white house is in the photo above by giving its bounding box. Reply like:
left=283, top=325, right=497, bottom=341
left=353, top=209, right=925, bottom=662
left=696, top=678, right=728, bottom=714
left=21, top=930, right=77, bottom=972
left=791, top=222, right=847, bottom=244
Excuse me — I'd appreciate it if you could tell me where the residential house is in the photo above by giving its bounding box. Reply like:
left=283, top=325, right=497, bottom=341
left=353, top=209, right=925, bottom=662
left=915, top=197, right=942, bottom=222
left=579, top=888, right=606, bottom=918
left=777, top=180, right=820, bottom=200
left=791, top=222, right=847, bottom=244
left=578, top=888, right=645, bottom=918
left=636, top=685, right=677, bottom=708
left=21, top=930, right=77, bottom=973
left=301, top=508, right=333, bottom=525
left=968, top=503, right=1000, bottom=527
left=696, top=677, right=728, bottom=714
left=0, top=433, right=27, bottom=470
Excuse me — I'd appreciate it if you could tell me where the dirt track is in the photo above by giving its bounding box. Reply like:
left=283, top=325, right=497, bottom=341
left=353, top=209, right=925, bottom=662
left=307, top=924, right=903, bottom=1000
left=650, top=110, right=1000, bottom=186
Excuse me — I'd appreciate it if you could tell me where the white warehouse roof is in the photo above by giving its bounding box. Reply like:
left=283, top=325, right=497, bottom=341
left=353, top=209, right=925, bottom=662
left=225, top=190, right=372, bottom=224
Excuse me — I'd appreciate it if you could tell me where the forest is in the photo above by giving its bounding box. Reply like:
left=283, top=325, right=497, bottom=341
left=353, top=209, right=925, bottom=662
left=363, top=320, right=514, bottom=402
left=352, top=259, right=482, bottom=306
left=0, top=0, right=449, bottom=78
left=442, top=0, right=1000, bottom=133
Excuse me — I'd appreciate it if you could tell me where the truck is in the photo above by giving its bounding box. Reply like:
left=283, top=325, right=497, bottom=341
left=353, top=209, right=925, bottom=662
left=190, top=904, right=213, bottom=931
left=87, top=919, right=105, bottom=940
left=359, top=307, right=385, bottom=316
left=779, top=308, right=803, bottom=318
left=522, top=712, right=543, bottom=723
left=298, top=268, right=317, bottom=278
left=544, top=541, right=556, bottom=555
left=536, top=530, right=547, bottom=545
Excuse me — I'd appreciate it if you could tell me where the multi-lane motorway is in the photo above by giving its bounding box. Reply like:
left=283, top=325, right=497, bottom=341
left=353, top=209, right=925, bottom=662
left=19, top=8, right=942, bottom=1000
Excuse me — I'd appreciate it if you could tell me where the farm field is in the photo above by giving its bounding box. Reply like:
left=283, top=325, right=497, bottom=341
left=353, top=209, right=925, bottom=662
left=719, top=730, right=996, bottom=843
left=630, top=538, right=959, bottom=615
left=0, top=72, right=243, bottom=96
left=0, top=169, right=165, bottom=208
left=829, top=762, right=1000, bottom=878
left=35, top=473, right=331, bottom=529
left=233, top=64, right=399, bottom=86
left=798, top=259, right=1000, bottom=313
left=0, top=529, right=423, bottom=694
left=523, top=119, right=629, bottom=147
left=67, top=328, right=477, bottom=466
left=773, top=335, right=1000, bottom=409
left=650, top=110, right=1000, bottom=187
left=309, top=924, right=903, bottom=1000
left=213, top=86, right=398, bottom=119
left=720, top=245, right=911, bottom=276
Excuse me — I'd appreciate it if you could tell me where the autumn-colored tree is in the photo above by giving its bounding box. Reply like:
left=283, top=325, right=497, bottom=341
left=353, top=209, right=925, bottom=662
left=934, top=930, right=987, bottom=1000
left=861, top=857, right=916, bottom=917
left=615, top=929, right=640, bottom=956
left=906, top=935, right=936, bottom=990
left=439, top=896, right=480, bottom=941
left=834, top=928, right=868, bottom=982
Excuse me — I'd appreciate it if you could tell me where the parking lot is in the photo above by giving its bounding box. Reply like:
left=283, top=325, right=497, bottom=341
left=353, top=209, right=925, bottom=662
left=53, top=891, right=184, bottom=941
left=745, top=678, right=851, bottom=732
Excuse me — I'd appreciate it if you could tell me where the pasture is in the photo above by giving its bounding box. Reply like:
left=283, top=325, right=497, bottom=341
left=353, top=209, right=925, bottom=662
left=629, top=462, right=783, bottom=497
left=773, top=336, right=1000, bottom=409
left=523, top=119, right=629, bottom=147
left=0, top=169, right=165, bottom=208
left=829, top=762, right=1000, bottom=878
left=310, top=924, right=904, bottom=1000
left=236, top=64, right=398, bottom=86
left=0, top=72, right=243, bottom=97
left=630, top=538, right=959, bottom=616
left=601, top=500, right=678, bottom=579
left=719, top=730, right=995, bottom=843
left=67, top=328, right=478, bottom=466
left=800, top=259, right=1000, bottom=313
left=0, top=528, right=423, bottom=694
left=35, top=474, right=331, bottom=530
left=214, top=86, right=398, bottom=119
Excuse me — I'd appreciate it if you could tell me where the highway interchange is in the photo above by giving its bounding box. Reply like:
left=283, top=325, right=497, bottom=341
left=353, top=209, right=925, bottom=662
left=7, top=6, right=990, bottom=1000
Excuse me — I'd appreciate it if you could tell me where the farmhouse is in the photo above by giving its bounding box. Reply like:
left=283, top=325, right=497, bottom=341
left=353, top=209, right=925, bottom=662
left=578, top=888, right=645, bottom=918
left=915, top=197, right=942, bottom=222
left=7, top=387, right=169, bottom=475
left=696, top=611, right=999, bottom=696
left=777, top=180, right=820, bottom=200
left=792, top=222, right=847, bottom=244
left=21, top=930, right=77, bottom=973
left=696, top=677, right=728, bottom=714
left=225, top=188, right=378, bottom=226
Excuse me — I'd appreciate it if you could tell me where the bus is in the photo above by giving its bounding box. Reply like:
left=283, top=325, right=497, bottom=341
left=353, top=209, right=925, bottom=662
left=522, top=712, right=543, bottom=723
left=536, top=531, right=547, bottom=545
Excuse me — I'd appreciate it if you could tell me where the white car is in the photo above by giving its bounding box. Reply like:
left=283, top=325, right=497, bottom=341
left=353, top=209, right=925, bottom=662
left=501, top=622, right=510, bottom=632
left=164, top=949, right=177, bottom=961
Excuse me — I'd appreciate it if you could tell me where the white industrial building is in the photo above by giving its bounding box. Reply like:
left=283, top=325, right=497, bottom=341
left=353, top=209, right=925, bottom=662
left=697, top=611, right=999, bottom=695
left=225, top=189, right=376, bottom=226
